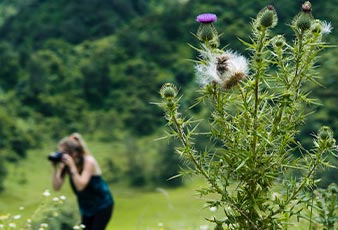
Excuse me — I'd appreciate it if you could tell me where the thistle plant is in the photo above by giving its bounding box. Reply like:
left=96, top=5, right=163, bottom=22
left=158, top=2, right=337, bottom=229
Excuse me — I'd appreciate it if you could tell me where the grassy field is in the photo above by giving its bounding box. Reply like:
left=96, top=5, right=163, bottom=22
left=0, top=140, right=327, bottom=229
left=0, top=141, right=220, bottom=230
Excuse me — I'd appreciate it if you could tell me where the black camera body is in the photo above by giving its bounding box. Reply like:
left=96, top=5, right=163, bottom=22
left=48, top=151, right=64, bottom=163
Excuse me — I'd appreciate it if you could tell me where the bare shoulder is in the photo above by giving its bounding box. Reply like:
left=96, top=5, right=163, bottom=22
left=84, top=155, right=96, bottom=164
left=84, top=155, right=101, bottom=175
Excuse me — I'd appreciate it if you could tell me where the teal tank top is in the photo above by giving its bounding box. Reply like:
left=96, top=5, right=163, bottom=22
left=70, top=175, right=114, bottom=216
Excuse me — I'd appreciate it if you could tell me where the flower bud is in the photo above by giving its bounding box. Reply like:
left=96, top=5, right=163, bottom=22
left=302, top=1, right=312, bottom=13
left=311, top=20, right=322, bottom=34
left=196, top=13, right=219, bottom=43
left=271, top=35, right=286, bottom=48
left=328, top=183, right=338, bottom=194
left=295, top=1, right=313, bottom=32
left=296, top=13, right=312, bottom=31
left=318, top=126, right=331, bottom=140
left=256, top=5, right=278, bottom=29
left=160, top=83, right=177, bottom=100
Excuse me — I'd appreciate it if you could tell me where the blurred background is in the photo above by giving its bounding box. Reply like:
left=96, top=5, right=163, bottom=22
left=0, top=0, right=337, bottom=229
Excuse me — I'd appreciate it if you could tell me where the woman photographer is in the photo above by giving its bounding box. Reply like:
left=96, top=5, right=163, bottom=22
left=51, top=133, right=114, bottom=230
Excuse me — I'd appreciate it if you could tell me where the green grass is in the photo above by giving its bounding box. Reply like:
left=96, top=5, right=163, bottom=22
left=0, top=140, right=329, bottom=229
left=0, top=141, right=218, bottom=230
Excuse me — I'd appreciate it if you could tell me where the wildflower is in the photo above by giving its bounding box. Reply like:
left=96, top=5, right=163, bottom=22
left=60, top=195, right=67, bottom=200
left=209, top=206, right=217, bottom=212
left=321, top=21, right=333, bottom=34
left=200, top=225, right=209, bottom=230
left=8, top=223, right=16, bottom=228
left=80, top=224, right=86, bottom=229
left=53, top=197, right=60, bottom=202
left=39, top=223, right=48, bottom=230
left=196, top=13, right=219, bottom=46
left=0, top=215, right=8, bottom=220
left=73, top=225, right=80, bottom=230
left=196, top=13, right=217, bottom=23
left=0, top=224, right=3, bottom=228
left=19, top=206, right=24, bottom=211
left=43, top=190, right=51, bottom=197
left=13, top=215, right=21, bottom=220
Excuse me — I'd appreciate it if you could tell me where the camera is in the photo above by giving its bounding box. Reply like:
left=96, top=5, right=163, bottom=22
left=48, top=151, right=64, bottom=163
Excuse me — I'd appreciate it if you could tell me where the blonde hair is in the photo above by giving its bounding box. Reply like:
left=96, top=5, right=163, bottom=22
left=58, top=133, right=90, bottom=157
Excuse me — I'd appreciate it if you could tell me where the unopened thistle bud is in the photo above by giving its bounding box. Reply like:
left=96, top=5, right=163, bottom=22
left=256, top=5, right=278, bottom=29
left=318, top=126, right=331, bottom=140
left=296, top=14, right=312, bottom=31
left=160, top=83, right=178, bottom=100
left=317, top=126, right=336, bottom=148
left=271, top=35, right=286, bottom=48
left=311, top=20, right=322, bottom=34
left=302, top=1, right=312, bottom=13
left=196, top=13, right=219, bottom=46
left=295, top=1, right=313, bottom=31
left=328, top=183, right=338, bottom=194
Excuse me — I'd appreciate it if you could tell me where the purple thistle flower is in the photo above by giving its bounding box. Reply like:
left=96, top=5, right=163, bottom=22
left=196, top=13, right=217, bottom=24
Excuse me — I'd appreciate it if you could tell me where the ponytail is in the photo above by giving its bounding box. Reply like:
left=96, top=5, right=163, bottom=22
left=70, top=132, right=90, bottom=156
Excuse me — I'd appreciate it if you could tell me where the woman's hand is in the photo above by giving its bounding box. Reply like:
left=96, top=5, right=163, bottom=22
left=62, top=154, right=77, bottom=173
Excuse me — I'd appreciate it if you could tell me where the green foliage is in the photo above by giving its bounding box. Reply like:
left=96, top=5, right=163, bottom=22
left=0, top=153, right=7, bottom=192
left=158, top=2, right=337, bottom=229
left=152, top=140, right=183, bottom=187
left=305, top=183, right=338, bottom=229
left=0, top=0, right=337, bottom=193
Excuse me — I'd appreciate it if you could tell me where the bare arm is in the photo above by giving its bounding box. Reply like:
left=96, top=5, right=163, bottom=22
left=63, top=155, right=95, bottom=192
left=52, top=163, right=66, bottom=191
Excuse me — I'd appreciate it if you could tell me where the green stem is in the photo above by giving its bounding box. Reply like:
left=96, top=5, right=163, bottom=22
left=252, top=28, right=266, bottom=156
left=272, top=150, right=323, bottom=217
left=289, top=30, right=304, bottom=93
left=170, top=108, right=259, bottom=229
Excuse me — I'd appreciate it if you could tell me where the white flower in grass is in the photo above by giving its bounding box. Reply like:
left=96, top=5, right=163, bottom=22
left=8, top=223, right=16, bottom=228
left=53, top=197, right=59, bottom=202
left=13, top=215, right=21, bottom=220
left=321, top=21, right=333, bottom=34
left=0, top=224, right=3, bottom=228
left=43, top=190, right=51, bottom=197
left=73, top=225, right=80, bottom=229
left=200, top=225, right=209, bottom=230
left=209, top=206, right=217, bottom=212
left=40, top=223, right=48, bottom=228
left=60, top=195, right=66, bottom=200
left=80, top=224, right=86, bottom=229
left=19, top=206, right=24, bottom=211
